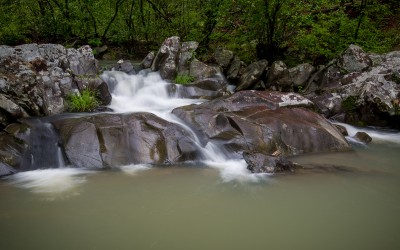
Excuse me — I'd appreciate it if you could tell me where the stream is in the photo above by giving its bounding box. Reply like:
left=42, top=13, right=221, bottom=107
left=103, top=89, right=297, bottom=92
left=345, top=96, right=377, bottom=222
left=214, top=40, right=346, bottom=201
left=1, top=71, right=400, bottom=249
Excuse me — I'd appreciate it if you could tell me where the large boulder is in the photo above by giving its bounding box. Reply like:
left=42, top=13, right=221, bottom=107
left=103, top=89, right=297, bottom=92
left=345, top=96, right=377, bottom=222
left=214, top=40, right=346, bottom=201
left=0, top=43, right=107, bottom=129
left=189, top=59, right=220, bottom=80
left=151, top=36, right=181, bottom=80
left=214, top=48, right=234, bottom=72
left=266, top=62, right=315, bottom=90
left=338, top=44, right=372, bottom=73
left=52, top=112, right=201, bottom=168
left=226, top=55, right=244, bottom=84
left=266, top=60, right=288, bottom=87
left=178, top=41, right=199, bottom=75
left=172, top=91, right=349, bottom=157
left=236, top=60, right=268, bottom=90
left=309, top=47, right=400, bottom=128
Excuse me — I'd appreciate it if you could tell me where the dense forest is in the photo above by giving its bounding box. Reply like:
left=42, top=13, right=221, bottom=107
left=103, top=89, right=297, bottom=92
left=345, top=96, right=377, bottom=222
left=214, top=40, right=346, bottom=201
left=0, top=0, right=399, bottom=65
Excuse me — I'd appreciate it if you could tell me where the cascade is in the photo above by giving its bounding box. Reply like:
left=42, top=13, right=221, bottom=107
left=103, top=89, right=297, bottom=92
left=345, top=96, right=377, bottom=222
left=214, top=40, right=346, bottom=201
left=20, top=119, right=67, bottom=171
left=101, top=70, right=267, bottom=182
left=101, top=70, right=227, bottom=161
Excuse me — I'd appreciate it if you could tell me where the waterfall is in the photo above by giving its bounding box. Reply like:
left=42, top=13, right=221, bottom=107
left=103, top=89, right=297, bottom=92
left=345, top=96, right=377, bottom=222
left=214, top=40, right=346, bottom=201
left=101, top=70, right=269, bottom=182
left=20, top=119, right=67, bottom=171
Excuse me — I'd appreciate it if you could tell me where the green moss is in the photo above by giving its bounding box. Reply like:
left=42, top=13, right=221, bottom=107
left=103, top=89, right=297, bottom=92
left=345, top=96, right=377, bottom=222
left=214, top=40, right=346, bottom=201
left=391, top=72, right=400, bottom=85
left=175, top=74, right=195, bottom=85
left=342, top=96, right=358, bottom=112
left=67, top=89, right=99, bottom=112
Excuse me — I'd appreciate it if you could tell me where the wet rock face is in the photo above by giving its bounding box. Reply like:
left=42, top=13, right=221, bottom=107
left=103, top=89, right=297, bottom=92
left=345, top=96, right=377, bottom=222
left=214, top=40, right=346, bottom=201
left=0, top=43, right=106, bottom=128
left=173, top=91, right=349, bottom=157
left=52, top=112, right=200, bottom=168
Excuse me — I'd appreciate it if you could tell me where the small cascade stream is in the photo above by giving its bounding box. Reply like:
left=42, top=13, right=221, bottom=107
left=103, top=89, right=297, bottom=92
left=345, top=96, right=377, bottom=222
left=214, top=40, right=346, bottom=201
left=101, top=70, right=268, bottom=182
left=20, top=119, right=67, bottom=171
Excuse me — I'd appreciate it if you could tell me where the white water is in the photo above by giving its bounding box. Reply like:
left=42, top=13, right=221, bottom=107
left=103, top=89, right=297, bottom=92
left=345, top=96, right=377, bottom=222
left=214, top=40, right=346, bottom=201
left=101, top=70, right=267, bottom=183
left=118, top=164, right=152, bottom=176
left=6, top=168, right=95, bottom=199
left=333, top=121, right=400, bottom=144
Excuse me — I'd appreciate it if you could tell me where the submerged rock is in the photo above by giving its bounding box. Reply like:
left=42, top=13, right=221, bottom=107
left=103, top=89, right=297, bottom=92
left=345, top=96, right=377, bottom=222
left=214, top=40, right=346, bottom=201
left=243, top=151, right=297, bottom=173
left=353, top=132, right=372, bottom=144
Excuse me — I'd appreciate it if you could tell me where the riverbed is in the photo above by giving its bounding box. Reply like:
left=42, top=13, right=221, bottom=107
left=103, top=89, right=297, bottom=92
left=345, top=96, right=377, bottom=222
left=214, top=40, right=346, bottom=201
left=1, top=132, right=400, bottom=250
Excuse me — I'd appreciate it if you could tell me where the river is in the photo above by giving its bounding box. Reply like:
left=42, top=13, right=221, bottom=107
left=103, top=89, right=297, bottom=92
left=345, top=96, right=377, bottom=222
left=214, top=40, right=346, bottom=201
left=1, top=71, right=400, bottom=249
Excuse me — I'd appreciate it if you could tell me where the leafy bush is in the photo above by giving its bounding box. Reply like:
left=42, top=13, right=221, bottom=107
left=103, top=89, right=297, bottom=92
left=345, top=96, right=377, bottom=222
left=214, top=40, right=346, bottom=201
left=175, top=74, right=195, bottom=84
left=67, top=89, right=99, bottom=112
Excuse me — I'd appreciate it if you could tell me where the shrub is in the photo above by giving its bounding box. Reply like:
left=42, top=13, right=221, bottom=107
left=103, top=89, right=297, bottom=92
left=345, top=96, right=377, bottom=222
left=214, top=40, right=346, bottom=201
left=67, top=89, right=99, bottom=112
left=175, top=74, right=195, bottom=84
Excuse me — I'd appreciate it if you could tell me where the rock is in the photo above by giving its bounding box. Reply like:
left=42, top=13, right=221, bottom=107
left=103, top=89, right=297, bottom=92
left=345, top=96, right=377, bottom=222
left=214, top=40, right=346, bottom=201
left=189, top=59, right=219, bottom=79
left=168, top=77, right=229, bottom=99
left=178, top=41, right=198, bottom=75
left=226, top=55, right=242, bottom=84
left=266, top=60, right=287, bottom=87
left=97, top=81, right=112, bottom=105
left=353, top=132, right=372, bottom=143
left=0, top=162, right=16, bottom=177
left=334, top=124, right=348, bottom=136
left=115, top=60, right=136, bottom=75
left=52, top=112, right=201, bottom=168
left=309, top=47, right=400, bottom=129
left=65, top=45, right=98, bottom=76
left=287, top=63, right=315, bottom=86
left=0, top=119, right=67, bottom=173
left=141, top=51, right=155, bottom=69
left=0, top=43, right=101, bottom=128
left=214, top=48, right=234, bottom=72
left=338, top=44, right=372, bottom=73
left=236, top=60, right=268, bottom=91
left=151, top=36, right=181, bottom=80
left=317, top=65, right=344, bottom=89
left=243, top=151, right=297, bottom=173
left=172, top=90, right=349, bottom=157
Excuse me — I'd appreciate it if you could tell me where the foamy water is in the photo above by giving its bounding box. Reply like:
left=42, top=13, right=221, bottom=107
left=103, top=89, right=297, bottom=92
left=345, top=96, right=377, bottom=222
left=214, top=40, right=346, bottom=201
left=6, top=168, right=95, bottom=199
left=332, top=122, right=400, bottom=144
left=118, top=164, right=152, bottom=176
left=101, top=70, right=257, bottom=182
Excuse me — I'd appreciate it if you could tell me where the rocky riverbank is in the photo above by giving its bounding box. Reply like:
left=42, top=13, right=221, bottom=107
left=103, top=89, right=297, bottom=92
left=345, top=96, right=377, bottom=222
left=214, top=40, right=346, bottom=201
left=1, top=36, right=399, bottom=177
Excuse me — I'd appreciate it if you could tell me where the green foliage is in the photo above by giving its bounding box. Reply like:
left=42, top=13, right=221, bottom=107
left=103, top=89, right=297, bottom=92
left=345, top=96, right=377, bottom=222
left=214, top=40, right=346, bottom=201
left=175, top=74, right=195, bottom=85
left=342, top=96, right=359, bottom=112
left=0, top=0, right=398, bottom=64
left=88, top=38, right=102, bottom=47
left=67, top=89, right=99, bottom=112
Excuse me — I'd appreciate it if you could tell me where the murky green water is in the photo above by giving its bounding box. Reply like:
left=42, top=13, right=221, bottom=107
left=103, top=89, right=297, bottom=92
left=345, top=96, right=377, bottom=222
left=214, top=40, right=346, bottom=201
left=1, top=142, right=400, bottom=250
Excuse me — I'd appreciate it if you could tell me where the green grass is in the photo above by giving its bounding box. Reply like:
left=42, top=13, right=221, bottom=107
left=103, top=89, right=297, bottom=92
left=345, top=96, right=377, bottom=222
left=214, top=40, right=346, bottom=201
left=67, top=89, right=99, bottom=112
left=175, top=74, right=195, bottom=84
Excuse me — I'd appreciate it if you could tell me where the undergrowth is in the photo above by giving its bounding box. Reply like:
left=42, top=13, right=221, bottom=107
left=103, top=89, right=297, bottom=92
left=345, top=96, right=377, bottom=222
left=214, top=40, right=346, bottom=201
left=67, top=89, right=99, bottom=112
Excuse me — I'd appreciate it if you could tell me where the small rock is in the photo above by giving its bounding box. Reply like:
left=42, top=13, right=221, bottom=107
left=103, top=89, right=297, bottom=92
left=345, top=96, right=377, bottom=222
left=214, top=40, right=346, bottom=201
left=353, top=131, right=372, bottom=143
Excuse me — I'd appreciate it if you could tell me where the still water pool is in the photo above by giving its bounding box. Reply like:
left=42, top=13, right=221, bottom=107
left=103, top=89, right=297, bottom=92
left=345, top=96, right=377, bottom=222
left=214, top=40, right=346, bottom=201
left=1, top=135, right=400, bottom=250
